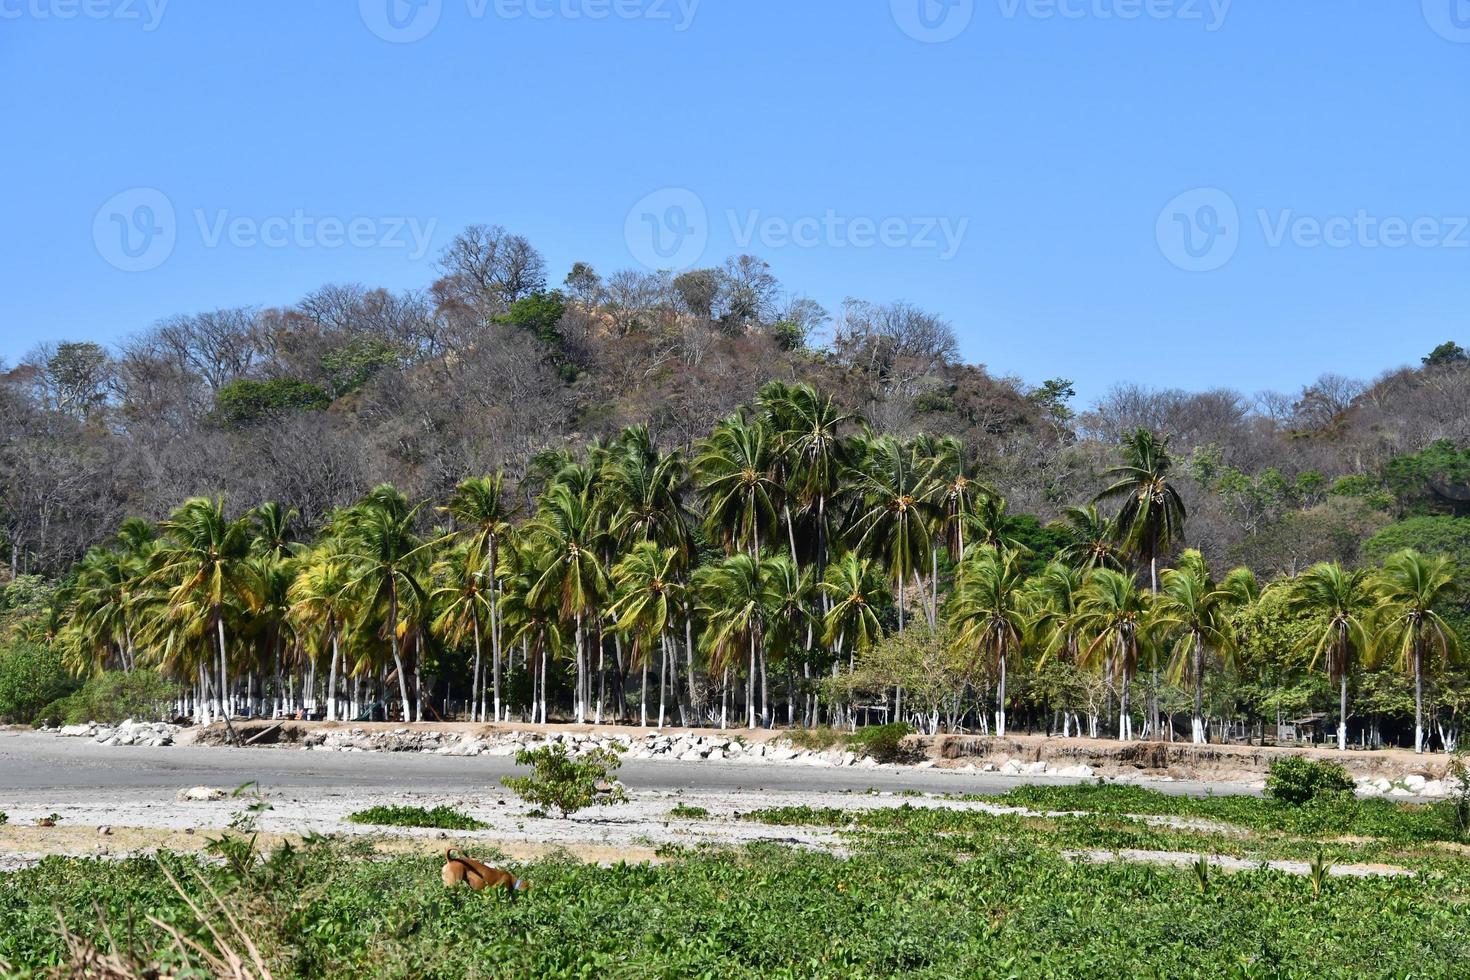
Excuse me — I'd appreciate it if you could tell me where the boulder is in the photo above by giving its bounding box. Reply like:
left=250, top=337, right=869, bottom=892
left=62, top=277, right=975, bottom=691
left=177, top=786, right=227, bottom=802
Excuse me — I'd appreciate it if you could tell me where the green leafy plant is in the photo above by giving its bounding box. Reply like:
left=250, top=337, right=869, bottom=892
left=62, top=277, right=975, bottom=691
left=846, top=722, right=917, bottom=763
left=204, top=782, right=271, bottom=877
left=346, top=805, right=487, bottom=830
left=501, top=744, right=626, bottom=818
left=1309, top=848, right=1334, bottom=898
left=1265, top=757, right=1356, bottom=807
left=34, top=813, right=60, bottom=828
left=1448, top=751, right=1470, bottom=840
left=668, top=804, right=709, bottom=820
left=1192, top=853, right=1211, bottom=896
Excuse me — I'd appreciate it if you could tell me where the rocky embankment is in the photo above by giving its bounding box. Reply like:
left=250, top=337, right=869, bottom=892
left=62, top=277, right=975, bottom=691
left=54, top=720, right=181, bottom=747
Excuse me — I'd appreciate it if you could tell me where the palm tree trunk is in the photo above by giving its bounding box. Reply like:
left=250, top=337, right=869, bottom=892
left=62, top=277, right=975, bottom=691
left=540, top=647, right=549, bottom=724
left=574, top=612, right=586, bottom=723
left=1193, top=634, right=1205, bottom=745
left=595, top=631, right=606, bottom=725
left=1414, top=640, right=1424, bottom=754
left=1338, top=671, right=1349, bottom=752
left=747, top=632, right=757, bottom=729
left=388, top=590, right=413, bottom=724
left=327, top=629, right=341, bottom=722
left=640, top=657, right=648, bottom=727
left=996, top=649, right=1007, bottom=738
left=490, top=542, right=502, bottom=723
left=683, top=613, right=696, bottom=726
left=658, top=634, right=668, bottom=729
left=759, top=640, right=770, bottom=729
left=470, top=606, right=483, bottom=724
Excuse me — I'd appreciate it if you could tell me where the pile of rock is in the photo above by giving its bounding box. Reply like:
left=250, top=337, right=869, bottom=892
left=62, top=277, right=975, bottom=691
left=1357, top=775, right=1452, bottom=798
left=57, top=720, right=179, bottom=747
left=300, top=727, right=880, bottom=767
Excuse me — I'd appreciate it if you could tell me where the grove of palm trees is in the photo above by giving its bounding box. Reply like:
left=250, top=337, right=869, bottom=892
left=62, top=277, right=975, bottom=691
left=13, top=379, right=1465, bottom=756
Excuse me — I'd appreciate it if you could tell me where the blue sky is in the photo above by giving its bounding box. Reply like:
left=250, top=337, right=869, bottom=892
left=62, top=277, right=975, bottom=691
left=2, top=0, right=1467, bottom=404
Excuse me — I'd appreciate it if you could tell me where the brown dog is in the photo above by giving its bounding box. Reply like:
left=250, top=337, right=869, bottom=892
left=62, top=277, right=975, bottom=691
left=441, top=849, right=531, bottom=896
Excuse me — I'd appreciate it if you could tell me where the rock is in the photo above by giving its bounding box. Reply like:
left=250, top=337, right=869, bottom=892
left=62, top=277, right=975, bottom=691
left=1000, top=760, right=1023, bottom=776
left=1389, top=787, right=1413, bottom=797
left=1404, top=774, right=1428, bottom=792
left=177, top=786, right=227, bottom=802
left=98, top=826, right=112, bottom=836
left=1021, top=761, right=1048, bottom=775
left=1056, top=764, right=1095, bottom=779
left=59, top=724, right=94, bottom=738
left=678, top=749, right=705, bottom=762
left=916, top=760, right=936, bottom=769
left=1419, top=780, right=1446, bottom=798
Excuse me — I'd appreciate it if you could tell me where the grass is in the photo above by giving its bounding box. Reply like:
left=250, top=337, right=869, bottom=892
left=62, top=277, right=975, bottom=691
left=2, top=832, right=1468, bottom=977
left=6, top=781, right=1470, bottom=976
left=345, top=805, right=487, bottom=831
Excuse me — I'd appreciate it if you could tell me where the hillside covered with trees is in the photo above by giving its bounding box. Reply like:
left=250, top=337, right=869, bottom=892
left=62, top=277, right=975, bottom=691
left=3, top=224, right=1470, bottom=751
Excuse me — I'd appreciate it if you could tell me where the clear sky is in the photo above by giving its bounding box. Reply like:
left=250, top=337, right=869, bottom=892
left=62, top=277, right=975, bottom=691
left=2, top=0, right=1467, bottom=403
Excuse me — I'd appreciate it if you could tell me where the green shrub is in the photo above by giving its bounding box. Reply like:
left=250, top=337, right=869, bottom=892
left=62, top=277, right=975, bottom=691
left=0, top=643, right=76, bottom=724
left=668, top=804, right=709, bottom=820
left=847, top=722, right=917, bottom=763
left=788, top=727, right=846, bottom=751
left=1265, top=756, right=1356, bottom=806
left=0, top=811, right=7, bottom=826
left=501, top=744, right=626, bottom=818
left=346, top=805, right=487, bottom=831
left=39, top=670, right=178, bottom=726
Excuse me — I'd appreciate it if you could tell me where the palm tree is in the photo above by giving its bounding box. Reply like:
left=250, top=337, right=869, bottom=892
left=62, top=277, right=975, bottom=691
left=1027, top=560, right=1087, bottom=735
left=1095, top=429, right=1186, bottom=591
left=1095, top=429, right=1185, bottom=737
left=1053, top=505, right=1124, bottom=572
left=1371, top=550, right=1461, bottom=753
left=441, top=475, right=514, bottom=722
left=430, top=541, right=493, bottom=725
left=289, top=540, right=353, bottom=721
left=849, top=435, right=936, bottom=630
left=524, top=482, right=607, bottom=723
left=1287, top=562, right=1373, bottom=751
left=949, top=546, right=1028, bottom=736
left=761, top=553, right=813, bottom=727
left=820, top=553, right=888, bottom=725
left=250, top=501, right=297, bottom=558
left=499, top=542, right=567, bottom=725
left=149, top=498, right=253, bottom=730
left=609, top=541, right=684, bottom=727
left=923, top=436, right=990, bottom=565
left=1153, top=551, right=1238, bottom=744
left=696, top=553, right=768, bottom=729
left=694, top=414, right=780, bottom=558
left=599, top=427, right=690, bottom=559
left=761, top=382, right=858, bottom=580
left=335, top=486, right=431, bottom=723
left=1078, top=568, right=1151, bottom=741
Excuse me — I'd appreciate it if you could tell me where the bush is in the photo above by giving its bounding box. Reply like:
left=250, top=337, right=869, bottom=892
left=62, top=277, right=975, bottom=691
left=1266, top=756, right=1356, bottom=806
left=39, top=670, right=178, bottom=726
left=501, top=744, right=626, bottom=818
left=346, top=805, right=486, bottom=831
left=847, top=722, right=917, bottom=763
left=0, top=643, right=76, bottom=724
